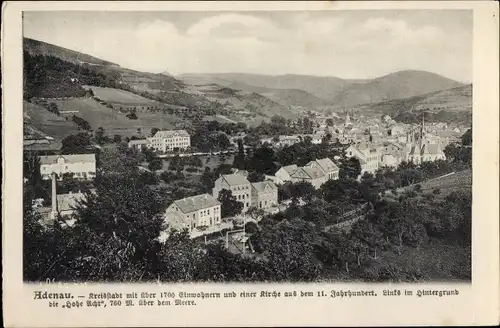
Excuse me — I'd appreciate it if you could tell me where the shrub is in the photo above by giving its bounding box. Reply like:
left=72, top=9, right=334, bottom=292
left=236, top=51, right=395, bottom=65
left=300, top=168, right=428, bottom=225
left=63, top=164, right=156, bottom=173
left=433, top=188, right=441, bottom=195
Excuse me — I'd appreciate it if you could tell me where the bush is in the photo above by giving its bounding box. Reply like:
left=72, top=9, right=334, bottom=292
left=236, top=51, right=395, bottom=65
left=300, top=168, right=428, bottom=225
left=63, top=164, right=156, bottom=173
left=185, top=167, right=198, bottom=173
left=433, top=188, right=441, bottom=195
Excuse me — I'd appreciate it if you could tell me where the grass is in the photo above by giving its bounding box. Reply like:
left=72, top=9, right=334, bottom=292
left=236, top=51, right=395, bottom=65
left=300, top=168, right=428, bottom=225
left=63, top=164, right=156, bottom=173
left=86, top=86, right=159, bottom=105
left=24, top=101, right=80, bottom=141
left=51, top=98, right=182, bottom=137
left=419, top=169, right=472, bottom=198
left=378, top=238, right=471, bottom=282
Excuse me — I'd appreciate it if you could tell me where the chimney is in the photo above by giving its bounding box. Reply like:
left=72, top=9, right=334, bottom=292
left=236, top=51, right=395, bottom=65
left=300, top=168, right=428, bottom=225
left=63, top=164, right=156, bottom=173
left=50, top=173, right=58, bottom=220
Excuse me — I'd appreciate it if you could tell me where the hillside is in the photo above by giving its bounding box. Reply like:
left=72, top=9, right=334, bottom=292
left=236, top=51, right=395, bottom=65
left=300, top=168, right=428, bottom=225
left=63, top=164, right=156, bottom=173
left=358, top=84, right=472, bottom=124
left=194, top=84, right=296, bottom=119
left=179, top=73, right=350, bottom=103
left=333, top=70, right=464, bottom=108
left=179, top=71, right=463, bottom=109
left=24, top=38, right=117, bottom=66
left=180, top=74, right=330, bottom=108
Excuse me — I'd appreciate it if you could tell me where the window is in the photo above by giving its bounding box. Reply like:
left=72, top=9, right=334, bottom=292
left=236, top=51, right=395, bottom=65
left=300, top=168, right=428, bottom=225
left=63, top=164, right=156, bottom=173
left=246, top=203, right=249, bottom=207
left=208, top=209, right=210, bottom=215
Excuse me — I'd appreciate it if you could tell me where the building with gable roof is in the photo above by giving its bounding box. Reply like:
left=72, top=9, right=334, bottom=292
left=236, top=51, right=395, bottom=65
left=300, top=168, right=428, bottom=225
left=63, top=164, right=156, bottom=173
left=250, top=180, right=278, bottom=210
left=213, top=174, right=252, bottom=212
left=147, top=129, right=190, bottom=152
left=290, top=166, right=328, bottom=189
left=275, top=164, right=298, bottom=184
left=345, top=143, right=382, bottom=174
left=165, top=193, right=221, bottom=232
left=39, top=154, right=96, bottom=180
left=306, top=158, right=340, bottom=180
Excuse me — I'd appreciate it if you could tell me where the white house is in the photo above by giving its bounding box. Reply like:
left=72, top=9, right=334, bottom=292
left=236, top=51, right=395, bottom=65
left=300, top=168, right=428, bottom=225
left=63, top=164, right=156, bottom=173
left=274, top=164, right=298, bottom=184
left=128, top=139, right=150, bottom=151
left=250, top=180, right=278, bottom=210
left=345, top=144, right=381, bottom=174
left=164, top=194, right=221, bottom=232
left=39, top=154, right=96, bottom=180
left=147, top=130, right=190, bottom=152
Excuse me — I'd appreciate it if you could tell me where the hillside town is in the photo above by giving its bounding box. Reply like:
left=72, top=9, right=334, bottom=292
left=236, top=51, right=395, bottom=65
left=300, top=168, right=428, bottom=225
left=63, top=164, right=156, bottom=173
left=22, top=10, right=473, bottom=284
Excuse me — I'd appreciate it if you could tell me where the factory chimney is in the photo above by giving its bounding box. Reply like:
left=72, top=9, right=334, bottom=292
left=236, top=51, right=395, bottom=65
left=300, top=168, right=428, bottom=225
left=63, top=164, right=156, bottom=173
left=50, top=173, right=58, bottom=220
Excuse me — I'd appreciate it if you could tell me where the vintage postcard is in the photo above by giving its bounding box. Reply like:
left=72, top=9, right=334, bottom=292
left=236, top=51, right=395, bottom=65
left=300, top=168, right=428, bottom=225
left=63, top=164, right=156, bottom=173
left=2, top=1, right=499, bottom=327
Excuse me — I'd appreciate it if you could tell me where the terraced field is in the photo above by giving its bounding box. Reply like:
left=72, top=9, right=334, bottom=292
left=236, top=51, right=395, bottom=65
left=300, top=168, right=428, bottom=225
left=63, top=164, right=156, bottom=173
left=51, top=98, right=182, bottom=137
left=86, top=86, right=159, bottom=105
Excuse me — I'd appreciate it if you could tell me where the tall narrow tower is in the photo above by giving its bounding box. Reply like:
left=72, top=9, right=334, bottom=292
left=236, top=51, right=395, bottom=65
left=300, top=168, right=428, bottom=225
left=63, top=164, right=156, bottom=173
left=50, top=173, right=58, bottom=220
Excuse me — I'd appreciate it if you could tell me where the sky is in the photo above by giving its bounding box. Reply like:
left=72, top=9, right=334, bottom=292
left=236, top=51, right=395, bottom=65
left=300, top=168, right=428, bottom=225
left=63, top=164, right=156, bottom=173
left=23, top=10, right=472, bottom=82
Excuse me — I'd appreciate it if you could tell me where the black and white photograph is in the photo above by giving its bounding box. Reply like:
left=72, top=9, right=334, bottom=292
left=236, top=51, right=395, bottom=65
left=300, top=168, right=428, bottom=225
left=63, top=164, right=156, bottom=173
left=22, top=9, right=474, bottom=284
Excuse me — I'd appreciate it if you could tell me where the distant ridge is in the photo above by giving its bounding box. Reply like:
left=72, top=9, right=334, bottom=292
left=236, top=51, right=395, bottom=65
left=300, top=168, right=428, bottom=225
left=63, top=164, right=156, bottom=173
left=179, top=70, right=464, bottom=108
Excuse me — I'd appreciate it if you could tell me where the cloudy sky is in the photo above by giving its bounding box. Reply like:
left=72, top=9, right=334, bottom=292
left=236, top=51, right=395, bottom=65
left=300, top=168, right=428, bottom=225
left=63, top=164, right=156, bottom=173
left=23, top=10, right=472, bottom=82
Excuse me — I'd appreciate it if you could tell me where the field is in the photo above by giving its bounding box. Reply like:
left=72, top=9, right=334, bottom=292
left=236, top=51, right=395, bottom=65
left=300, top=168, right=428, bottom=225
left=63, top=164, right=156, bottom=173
left=51, top=98, right=182, bottom=137
left=419, top=169, right=472, bottom=197
left=86, top=86, right=159, bottom=105
left=24, top=101, right=80, bottom=140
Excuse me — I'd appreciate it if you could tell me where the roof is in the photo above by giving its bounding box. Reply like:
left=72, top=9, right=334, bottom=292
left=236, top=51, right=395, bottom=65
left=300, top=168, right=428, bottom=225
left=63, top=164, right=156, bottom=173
left=297, top=166, right=326, bottom=179
left=56, top=192, right=86, bottom=212
left=307, top=158, right=339, bottom=173
left=220, top=174, right=250, bottom=186
left=173, top=194, right=221, bottom=214
left=154, top=130, right=190, bottom=138
left=422, top=143, right=444, bottom=155
left=128, top=139, right=150, bottom=145
left=251, top=181, right=278, bottom=193
left=39, top=154, right=96, bottom=165
left=280, top=164, right=298, bottom=175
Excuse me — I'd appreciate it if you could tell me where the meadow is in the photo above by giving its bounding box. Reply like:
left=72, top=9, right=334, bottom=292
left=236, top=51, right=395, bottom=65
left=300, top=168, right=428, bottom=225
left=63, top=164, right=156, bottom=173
left=52, top=98, right=181, bottom=137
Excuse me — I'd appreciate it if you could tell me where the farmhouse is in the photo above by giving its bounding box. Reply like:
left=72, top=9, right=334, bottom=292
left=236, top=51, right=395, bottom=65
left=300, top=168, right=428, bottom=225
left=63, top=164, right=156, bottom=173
left=165, top=194, right=221, bottom=232
left=39, top=154, right=96, bottom=180
left=148, top=130, right=190, bottom=152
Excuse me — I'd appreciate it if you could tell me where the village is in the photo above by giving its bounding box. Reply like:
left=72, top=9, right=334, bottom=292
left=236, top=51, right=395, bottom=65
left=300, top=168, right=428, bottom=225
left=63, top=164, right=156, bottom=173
left=26, top=109, right=470, bottom=256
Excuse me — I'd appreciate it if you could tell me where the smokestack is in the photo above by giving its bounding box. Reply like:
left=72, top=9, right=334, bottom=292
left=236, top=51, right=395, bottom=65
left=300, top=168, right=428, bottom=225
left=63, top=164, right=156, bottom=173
left=50, top=173, right=58, bottom=220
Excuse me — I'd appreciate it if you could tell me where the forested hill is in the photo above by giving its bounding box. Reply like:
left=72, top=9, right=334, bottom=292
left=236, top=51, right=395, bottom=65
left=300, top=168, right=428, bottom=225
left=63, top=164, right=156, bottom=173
left=24, top=38, right=117, bottom=67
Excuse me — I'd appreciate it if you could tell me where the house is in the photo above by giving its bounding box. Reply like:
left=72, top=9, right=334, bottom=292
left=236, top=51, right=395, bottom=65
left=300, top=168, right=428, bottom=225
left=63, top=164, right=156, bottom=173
left=251, top=180, right=278, bottom=210
left=54, top=192, right=86, bottom=221
left=305, top=158, right=340, bottom=180
left=274, top=164, right=298, bottom=184
left=345, top=144, right=381, bottom=174
left=164, top=194, right=221, bottom=232
left=290, top=166, right=327, bottom=189
left=278, top=135, right=301, bottom=147
left=213, top=174, right=252, bottom=213
left=39, top=154, right=96, bottom=180
left=147, top=130, right=190, bottom=152
left=128, top=139, right=150, bottom=151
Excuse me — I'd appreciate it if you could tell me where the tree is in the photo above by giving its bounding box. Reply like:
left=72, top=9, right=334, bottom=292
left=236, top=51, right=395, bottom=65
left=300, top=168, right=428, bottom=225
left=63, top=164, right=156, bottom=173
left=61, top=133, right=93, bottom=154
left=289, top=181, right=316, bottom=202
left=217, top=189, right=243, bottom=218
left=247, top=171, right=265, bottom=183
left=326, top=118, right=334, bottom=127
left=461, top=128, right=472, bottom=146
left=95, top=127, right=106, bottom=145
left=148, top=158, right=163, bottom=171
left=113, top=134, right=122, bottom=143
left=247, top=145, right=278, bottom=175
left=150, top=128, right=160, bottom=137
left=47, top=102, right=60, bottom=115
left=339, top=157, right=362, bottom=179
